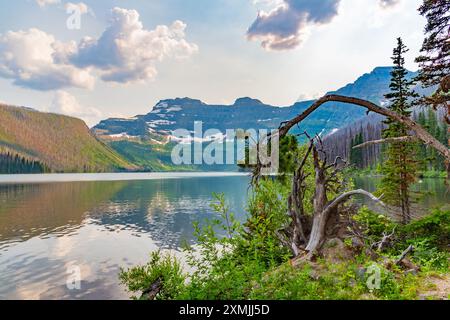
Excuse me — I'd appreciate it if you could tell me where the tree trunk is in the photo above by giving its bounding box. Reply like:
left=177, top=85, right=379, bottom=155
left=305, top=189, right=386, bottom=255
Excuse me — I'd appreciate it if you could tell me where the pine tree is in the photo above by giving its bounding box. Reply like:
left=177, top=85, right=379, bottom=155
left=415, top=0, right=450, bottom=124
left=416, top=111, right=429, bottom=171
left=350, top=132, right=364, bottom=169
left=380, top=38, right=419, bottom=224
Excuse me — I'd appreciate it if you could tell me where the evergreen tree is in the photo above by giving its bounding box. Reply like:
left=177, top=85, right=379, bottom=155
left=416, top=111, right=429, bottom=171
left=350, top=132, right=364, bottom=169
left=380, top=38, right=419, bottom=224
left=415, top=0, right=450, bottom=123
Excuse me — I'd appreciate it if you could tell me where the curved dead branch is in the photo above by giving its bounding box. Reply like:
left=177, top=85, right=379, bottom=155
left=277, top=94, right=450, bottom=162
left=323, top=189, right=386, bottom=217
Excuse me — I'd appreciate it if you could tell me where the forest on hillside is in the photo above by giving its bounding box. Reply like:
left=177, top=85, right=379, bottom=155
left=324, top=108, right=448, bottom=173
left=0, top=104, right=133, bottom=173
left=0, top=152, right=49, bottom=174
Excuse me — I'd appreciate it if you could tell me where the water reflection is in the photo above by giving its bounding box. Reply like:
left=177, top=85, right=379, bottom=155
left=0, top=176, right=251, bottom=300
left=353, top=177, right=449, bottom=218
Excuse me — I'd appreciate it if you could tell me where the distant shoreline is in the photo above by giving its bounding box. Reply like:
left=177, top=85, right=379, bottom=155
left=0, top=172, right=251, bottom=184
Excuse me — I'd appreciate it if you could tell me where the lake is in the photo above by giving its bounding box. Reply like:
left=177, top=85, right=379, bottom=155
left=0, top=173, right=448, bottom=300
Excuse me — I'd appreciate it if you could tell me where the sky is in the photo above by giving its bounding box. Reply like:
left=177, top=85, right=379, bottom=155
left=0, top=0, right=425, bottom=126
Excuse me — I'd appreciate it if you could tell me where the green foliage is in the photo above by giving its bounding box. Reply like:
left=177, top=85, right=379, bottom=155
left=277, top=135, right=303, bottom=183
left=119, top=251, right=186, bottom=300
left=353, top=206, right=397, bottom=239
left=379, top=38, right=419, bottom=224
left=406, top=238, right=449, bottom=271
left=350, top=132, right=364, bottom=169
left=249, top=258, right=421, bottom=300
left=0, top=152, right=49, bottom=174
left=416, top=109, right=449, bottom=172
left=415, top=0, right=450, bottom=89
left=242, top=179, right=291, bottom=267
left=402, top=209, right=450, bottom=247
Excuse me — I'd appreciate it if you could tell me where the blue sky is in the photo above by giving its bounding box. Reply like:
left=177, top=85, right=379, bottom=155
left=0, top=0, right=425, bottom=126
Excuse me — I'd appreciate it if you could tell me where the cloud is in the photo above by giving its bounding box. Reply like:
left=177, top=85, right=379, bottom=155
left=36, top=0, right=60, bottom=7
left=65, top=2, right=89, bottom=15
left=378, top=0, right=400, bottom=8
left=0, top=28, right=95, bottom=90
left=247, top=0, right=341, bottom=50
left=49, top=90, right=102, bottom=125
left=0, top=7, right=197, bottom=90
left=69, top=7, right=199, bottom=84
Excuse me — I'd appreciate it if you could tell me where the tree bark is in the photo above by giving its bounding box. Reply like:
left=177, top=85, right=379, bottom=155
left=305, top=189, right=385, bottom=255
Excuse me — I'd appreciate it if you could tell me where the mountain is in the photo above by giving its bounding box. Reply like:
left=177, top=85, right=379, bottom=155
left=92, top=67, right=418, bottom=170
left=0, top=104, right=134, bottom=173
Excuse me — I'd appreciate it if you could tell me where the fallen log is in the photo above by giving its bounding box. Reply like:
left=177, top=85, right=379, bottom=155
left=141, top=277, right=163, bottom=300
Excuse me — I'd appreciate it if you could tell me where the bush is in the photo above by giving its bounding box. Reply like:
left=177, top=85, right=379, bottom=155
left=402, top=209, right=450, bottom=247
left=119, top=251, right=186, bottom=300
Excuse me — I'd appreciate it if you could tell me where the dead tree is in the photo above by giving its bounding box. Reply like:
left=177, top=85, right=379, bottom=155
left=278, top=135, right=385, bottom=259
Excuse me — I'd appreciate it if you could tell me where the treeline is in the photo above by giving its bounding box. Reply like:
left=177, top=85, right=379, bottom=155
left=323, top=113, right=384, bottom=169
left=0, top=152, right=49, bottom=174
left=416, top=108, right=448, bottom=171
left=323, top=108, right=448, bottom=172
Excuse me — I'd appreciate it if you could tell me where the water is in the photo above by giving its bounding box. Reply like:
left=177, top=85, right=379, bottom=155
left=0, top=173, right=447, bottom=300
left=0, top=173, right=251, bottom=300
left=353, top=176, right=449, bottom=218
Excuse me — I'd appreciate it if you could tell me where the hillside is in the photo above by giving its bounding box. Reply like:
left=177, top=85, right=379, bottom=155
left=93, top=67, right=419, bottom=170
left=0, top=104, right=134, bottom=173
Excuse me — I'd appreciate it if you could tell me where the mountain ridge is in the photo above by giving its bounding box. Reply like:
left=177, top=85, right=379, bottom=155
left=91, top=66, right=422, bottom=171
left=0, top=103, right=135, bottom=173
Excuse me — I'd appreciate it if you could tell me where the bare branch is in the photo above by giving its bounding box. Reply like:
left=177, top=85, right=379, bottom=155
left=395, top=245, right=414, bottom=266
left=278, top=94, right=450, bottom=162
left=323, top=189, right=386, bottom=217
left=353, top=136, right=419, bottom=149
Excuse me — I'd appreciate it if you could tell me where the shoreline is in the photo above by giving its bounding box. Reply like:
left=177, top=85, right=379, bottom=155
left=0, top=172, right=251, bottom=184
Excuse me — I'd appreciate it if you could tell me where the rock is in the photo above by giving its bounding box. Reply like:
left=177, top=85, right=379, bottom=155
left=321, top=238, right=355, bottom=263
left=404, top=268, right=418, bottom=276
left=356, top=267, right=367, bottom=281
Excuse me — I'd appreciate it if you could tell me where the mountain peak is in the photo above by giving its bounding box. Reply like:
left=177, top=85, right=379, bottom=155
left=157, top=97, right=205, bottom=107
left=371, top=66, right=393, bottom=74
left=233, top=97, right=264, bottom=106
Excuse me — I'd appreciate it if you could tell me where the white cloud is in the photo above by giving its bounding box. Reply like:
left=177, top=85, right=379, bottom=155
left=247, top=0, right=342, bottom=50
left=378, top=0, right=400, bottom=8
left=49, top=90, right=102, bottom=125
left=70, top=7, right=198, bottom=84
left=0, top=28, right=95, bottom=90
left=0, top=7, right=197, bottom=90
left=65, top=2, right=89, bottom=15
left=36, top=0, right=60, bottom=7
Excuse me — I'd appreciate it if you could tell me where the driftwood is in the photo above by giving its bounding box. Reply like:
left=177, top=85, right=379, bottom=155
left=141, top=277, right=163, bottom=300
left=374, top=227, right=396, bottom=252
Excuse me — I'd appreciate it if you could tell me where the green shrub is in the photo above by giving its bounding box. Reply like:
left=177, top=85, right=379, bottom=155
left=402, top=209, right=450, bottom=247
left=119, top=251, right=186, bottom=300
